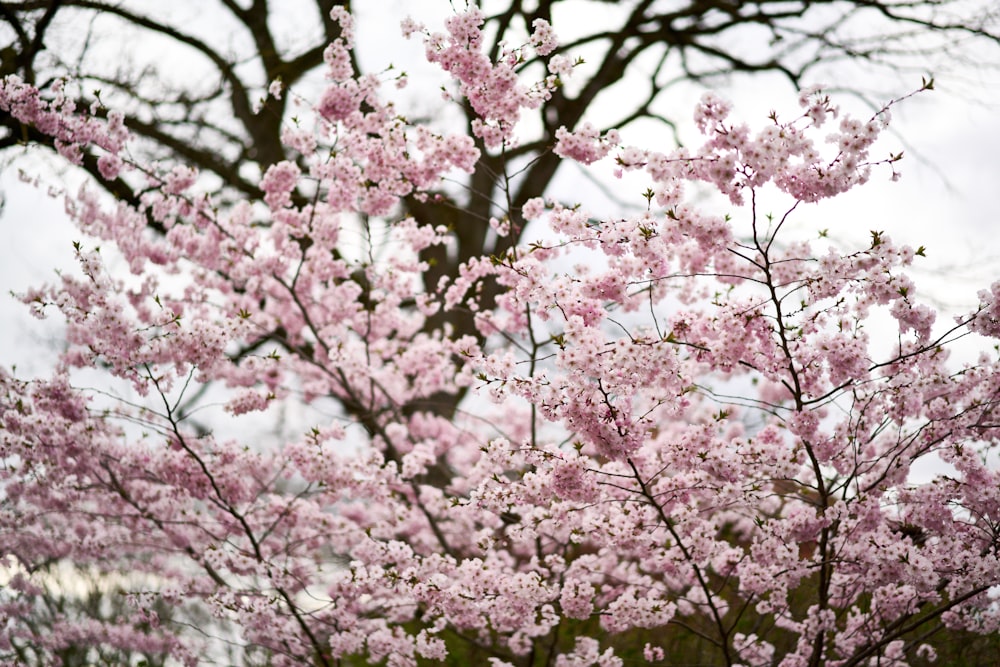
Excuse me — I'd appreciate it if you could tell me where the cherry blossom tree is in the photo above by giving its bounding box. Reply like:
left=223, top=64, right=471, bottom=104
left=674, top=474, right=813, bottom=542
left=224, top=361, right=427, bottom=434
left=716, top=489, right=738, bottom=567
left=3, top=0, right=1000, bottom=362
left=3, top=4, right=1000, bottom=667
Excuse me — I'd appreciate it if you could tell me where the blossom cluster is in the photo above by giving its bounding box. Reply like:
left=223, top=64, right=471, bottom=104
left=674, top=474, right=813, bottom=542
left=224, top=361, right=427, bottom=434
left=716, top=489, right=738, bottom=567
left=2, top=4, right=1000, bottom=667
left=411, top=8, right=560, bottom=148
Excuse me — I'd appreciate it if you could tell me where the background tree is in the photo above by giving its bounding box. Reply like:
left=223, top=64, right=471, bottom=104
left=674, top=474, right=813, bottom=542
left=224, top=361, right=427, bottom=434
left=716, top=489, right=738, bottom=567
left=3, top=2, right=1000, bottom=666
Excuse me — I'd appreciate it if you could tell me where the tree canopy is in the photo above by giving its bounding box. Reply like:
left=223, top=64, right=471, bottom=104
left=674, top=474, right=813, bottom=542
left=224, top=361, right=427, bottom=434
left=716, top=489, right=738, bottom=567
left=2, top=2, right=1000, bottom=665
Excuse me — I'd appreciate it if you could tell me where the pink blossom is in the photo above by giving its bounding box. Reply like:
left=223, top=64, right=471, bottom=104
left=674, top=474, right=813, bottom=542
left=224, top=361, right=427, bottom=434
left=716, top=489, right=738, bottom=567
left=268, top=78, right=283, bottom=100
left=530, top=19, right=559, bottom=56
left=317, top=82, right=358, bottom=121
left=548, top=54, right=574, bottom=77
left=521, top=197, right=546, bottom=220
left=554, top=123, right=620, bottom=165
left=260, top=160, right=300, bottom=209
left=0, top=9, right=994, bottom=667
